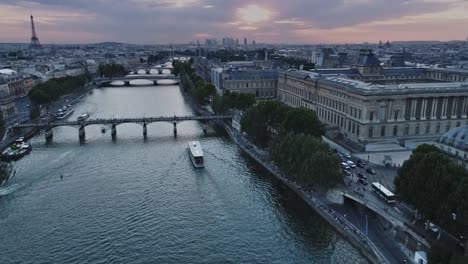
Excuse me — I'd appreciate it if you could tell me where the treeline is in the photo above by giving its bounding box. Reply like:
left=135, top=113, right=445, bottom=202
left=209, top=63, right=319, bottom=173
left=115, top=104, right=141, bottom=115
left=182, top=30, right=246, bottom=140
left=395, top=144, right=468, bottom=262
left=174, top=60, right=216, bottom=104
left=29, top=74, right=91, bottom=105
left=98, top=63, right=126, bottom=78
left=241, top=101, right=340, bottom=189
left=212, top=90, right=255, bottom=113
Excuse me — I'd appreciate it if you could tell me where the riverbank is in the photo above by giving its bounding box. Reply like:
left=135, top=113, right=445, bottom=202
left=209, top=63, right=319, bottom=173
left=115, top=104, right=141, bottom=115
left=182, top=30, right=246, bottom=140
left=0, top=83, right=95, bottom=186
left=177, top=81, right=389, bottom=264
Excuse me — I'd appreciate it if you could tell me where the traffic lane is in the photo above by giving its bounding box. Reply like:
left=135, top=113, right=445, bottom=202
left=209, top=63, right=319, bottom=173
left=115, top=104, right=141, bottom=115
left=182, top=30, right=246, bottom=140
left=337, top=151, right=398, bottom=191
left=344, top=162, right=396, bottom=192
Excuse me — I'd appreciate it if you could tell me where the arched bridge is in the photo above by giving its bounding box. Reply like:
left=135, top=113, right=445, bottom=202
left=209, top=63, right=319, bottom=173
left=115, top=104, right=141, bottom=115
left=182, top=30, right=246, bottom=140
left=14, top=115, right=232, bottom=141
left=95, top=75, right=180, bottom=86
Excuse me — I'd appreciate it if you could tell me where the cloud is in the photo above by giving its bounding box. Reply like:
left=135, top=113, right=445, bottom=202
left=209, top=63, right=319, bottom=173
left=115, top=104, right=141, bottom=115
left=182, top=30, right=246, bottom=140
left=0, top=0, right=466, bottom=44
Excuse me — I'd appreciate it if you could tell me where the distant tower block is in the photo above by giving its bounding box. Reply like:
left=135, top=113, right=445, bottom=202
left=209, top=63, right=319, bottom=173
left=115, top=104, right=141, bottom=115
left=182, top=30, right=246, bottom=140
left=30, top=15, right=42, bottom=49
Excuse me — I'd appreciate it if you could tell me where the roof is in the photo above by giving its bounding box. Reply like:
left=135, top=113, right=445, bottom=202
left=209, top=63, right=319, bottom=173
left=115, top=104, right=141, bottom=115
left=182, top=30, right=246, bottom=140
left=356, top=52, right=381, bottom=66
left=0, top=69, right=17, bottom=75
left=440, top=125, right=468, bottom=151
left=188, top=141, right=203, bottom=157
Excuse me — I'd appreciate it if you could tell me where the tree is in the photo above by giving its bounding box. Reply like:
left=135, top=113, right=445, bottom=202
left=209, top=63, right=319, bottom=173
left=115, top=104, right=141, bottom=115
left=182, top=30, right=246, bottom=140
left=241, top=101, right=323, bottom=147
left=395, top=144, right=468, bottom=250
left=270, top=133, right=342, bottom=189
left=282, top=107, right=324, bottom=137
left=29, top=105, right=40, bottom=120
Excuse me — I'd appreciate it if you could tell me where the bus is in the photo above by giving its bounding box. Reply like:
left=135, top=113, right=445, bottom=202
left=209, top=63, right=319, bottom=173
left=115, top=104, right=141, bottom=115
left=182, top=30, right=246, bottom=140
left=372, top=182, right=396, bottom=203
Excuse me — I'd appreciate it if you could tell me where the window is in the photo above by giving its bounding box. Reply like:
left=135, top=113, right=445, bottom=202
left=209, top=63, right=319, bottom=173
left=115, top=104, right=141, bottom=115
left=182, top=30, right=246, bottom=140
left=369, top=127, right=374, bottom=138
left=393, top=126, right=398, bottom=136
left=436, top=123, right=440, bottom=133
left=425, top=123, right=430, bottom=134
left=369, top=112, right=374, bottom=122
left=446, top=122, right=451, bottom=132
left=381, top=126, right=386, bottom=137
left=415, top=124, right=420, bottom=135
left=394, top=110, right=399, bottom=120
left=457, top=121, right=461, bottom=127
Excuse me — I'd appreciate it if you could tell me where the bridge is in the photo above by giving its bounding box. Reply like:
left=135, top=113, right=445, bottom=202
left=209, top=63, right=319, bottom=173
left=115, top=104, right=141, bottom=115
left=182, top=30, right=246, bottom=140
left=340, top=189, right=431, bottom=250
left=132, top=67, right=174, bottom=74
left=94, top=75, right=180, bottom=87
left=14, top=115, right=232, bottom=141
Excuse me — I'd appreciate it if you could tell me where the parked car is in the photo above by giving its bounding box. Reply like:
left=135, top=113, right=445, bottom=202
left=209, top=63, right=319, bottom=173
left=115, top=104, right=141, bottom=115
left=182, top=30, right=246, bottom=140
left=344, top=153, right=352, bottom=159
left=341, top=162, right=350, bottom=170
left=343, top=170, right=351, bottom=177
left=356, top=160, right=365, bottom=168
left=366, top=168, right=376, bottom=175
left=357, top=173, right=367, bottom=180
left=347, top=160, right=356, bottom=168
left=358, top=178, right=368, bottom=185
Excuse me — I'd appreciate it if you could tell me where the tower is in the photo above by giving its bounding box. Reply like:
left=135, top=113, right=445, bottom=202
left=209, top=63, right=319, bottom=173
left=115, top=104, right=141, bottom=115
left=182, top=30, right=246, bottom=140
left=30, top=15, right=42, bottom=49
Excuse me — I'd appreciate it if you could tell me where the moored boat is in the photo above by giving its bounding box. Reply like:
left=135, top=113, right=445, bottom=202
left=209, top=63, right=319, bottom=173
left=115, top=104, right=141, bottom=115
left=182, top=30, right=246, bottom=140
left=187, top=141, right=204, bottom=168
left=55, top=105, right=74, bottom=120
left=77, top=113, right=89, bottom=121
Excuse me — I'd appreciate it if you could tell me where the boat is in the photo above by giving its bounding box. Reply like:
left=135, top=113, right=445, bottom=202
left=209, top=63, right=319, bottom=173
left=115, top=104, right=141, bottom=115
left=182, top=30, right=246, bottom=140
left=77, top=113, right=89, bottom=121
left=1, top=142, right=32, bottom=161
left=187, top=141, right=204, bottom=168
left=55, top=105, right=74, bottom=120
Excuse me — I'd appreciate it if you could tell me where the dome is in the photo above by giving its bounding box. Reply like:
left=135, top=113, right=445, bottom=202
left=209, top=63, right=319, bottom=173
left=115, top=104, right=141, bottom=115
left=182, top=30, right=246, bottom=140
left=440, top=125, right=468, bottom=151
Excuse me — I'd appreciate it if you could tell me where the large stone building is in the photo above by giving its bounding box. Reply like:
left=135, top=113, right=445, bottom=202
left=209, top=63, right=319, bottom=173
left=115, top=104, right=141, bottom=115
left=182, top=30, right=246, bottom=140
left=278, top=50, right=468, bottom=145
left=210, top=61, right=278, bottom=99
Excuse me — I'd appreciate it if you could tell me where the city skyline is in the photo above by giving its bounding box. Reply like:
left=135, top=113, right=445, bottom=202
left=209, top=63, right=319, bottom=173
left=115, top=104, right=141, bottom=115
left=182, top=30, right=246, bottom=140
left=0, top=0, right=467, bottom=44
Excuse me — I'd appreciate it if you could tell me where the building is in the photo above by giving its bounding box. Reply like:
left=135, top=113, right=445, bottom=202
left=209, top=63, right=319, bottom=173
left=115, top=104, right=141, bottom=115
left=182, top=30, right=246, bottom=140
left=244, top=38, right=247, bottom=46
left=221, top=69, right=277, bottom=99
left=209, top=61, right=278, bottom=99
left=437, top=125, right=468, bottom=167
left=0, top=80, right=16, bottom=118
left=278, top=55, right=468, bottom=146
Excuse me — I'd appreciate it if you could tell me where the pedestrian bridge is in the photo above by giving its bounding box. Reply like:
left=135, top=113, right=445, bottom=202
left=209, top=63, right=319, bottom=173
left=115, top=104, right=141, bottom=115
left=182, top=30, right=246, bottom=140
left=14, top=115, right=232, bottom=141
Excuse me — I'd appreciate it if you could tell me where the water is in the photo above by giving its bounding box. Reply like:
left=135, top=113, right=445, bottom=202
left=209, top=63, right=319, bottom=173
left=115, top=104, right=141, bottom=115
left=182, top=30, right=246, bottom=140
left=0, top=86, right=368, bottom=264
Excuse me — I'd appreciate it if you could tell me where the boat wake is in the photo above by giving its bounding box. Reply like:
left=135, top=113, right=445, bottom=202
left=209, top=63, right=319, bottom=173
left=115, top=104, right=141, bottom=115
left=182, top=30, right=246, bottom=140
left=0, top=184, right=20, bottom=196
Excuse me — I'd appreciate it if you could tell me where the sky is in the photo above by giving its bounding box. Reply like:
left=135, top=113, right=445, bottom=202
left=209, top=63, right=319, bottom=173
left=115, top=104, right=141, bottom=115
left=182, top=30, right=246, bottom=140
left=0, top=0, right=467, bottom=44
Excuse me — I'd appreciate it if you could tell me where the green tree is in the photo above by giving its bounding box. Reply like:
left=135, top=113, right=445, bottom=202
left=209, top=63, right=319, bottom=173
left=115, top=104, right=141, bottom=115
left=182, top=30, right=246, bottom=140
left=270, top=133, right=341, bottom=189
left=282, top=107, right=324, bottom=137
left=29, top=105, right=40, bottom=120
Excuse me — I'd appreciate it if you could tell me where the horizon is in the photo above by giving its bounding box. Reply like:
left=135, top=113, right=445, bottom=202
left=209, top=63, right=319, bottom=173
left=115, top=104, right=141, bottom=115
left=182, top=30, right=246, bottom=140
left=0, top=0, right=467, bottom=45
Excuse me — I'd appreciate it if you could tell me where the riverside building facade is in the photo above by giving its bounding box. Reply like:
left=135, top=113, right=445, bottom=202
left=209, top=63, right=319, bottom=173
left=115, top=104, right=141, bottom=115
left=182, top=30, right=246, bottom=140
left=278, top=50, right=468, bottom=145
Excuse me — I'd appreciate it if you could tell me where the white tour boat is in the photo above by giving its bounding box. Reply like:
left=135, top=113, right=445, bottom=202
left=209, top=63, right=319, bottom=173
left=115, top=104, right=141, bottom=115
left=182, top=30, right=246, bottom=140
left=187, top=141, right=204, bottom=168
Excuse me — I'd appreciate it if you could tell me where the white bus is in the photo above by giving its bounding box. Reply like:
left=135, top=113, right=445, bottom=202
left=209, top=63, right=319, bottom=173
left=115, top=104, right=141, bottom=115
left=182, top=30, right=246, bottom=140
left=372, top=182, right=396, bottom=203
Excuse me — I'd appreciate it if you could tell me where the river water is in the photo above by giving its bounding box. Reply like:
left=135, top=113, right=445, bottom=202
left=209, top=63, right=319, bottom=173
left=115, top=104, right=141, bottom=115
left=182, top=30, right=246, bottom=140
left=0, top=85, right=368, bottom=264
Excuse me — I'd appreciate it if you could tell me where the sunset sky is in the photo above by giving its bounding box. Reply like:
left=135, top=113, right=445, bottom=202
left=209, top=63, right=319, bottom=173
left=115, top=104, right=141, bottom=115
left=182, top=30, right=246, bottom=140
left=0, top=0, right=467, bottom=44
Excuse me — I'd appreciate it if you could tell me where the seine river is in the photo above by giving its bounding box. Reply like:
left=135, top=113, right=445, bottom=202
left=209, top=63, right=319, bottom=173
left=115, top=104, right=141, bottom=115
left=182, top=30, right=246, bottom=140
left=0, top=85, right=368, bottom=264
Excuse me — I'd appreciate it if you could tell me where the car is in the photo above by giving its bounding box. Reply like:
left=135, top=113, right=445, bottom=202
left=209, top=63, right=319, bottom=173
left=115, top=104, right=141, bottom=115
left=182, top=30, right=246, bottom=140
left=357, top=173, right=367, bottom=179
left=341, top=162, right=350, bottom=170
left=344, top=153, right=352, bottom=159
left=358, top=178, right=368, bottom=185
left=346, top=160, right=356, bottom=168
left=366, top=168, right=376, bottom=175
left=342, top=170, right=351, bottom=177
left=356, top=161, right=365, bottom=168
left=340, top=157, right=347, bottom=162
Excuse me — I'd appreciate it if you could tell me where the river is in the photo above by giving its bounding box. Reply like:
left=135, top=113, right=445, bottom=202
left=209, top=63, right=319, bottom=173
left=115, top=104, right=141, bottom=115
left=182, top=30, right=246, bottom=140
left=0, top=85, right=368, bottom=264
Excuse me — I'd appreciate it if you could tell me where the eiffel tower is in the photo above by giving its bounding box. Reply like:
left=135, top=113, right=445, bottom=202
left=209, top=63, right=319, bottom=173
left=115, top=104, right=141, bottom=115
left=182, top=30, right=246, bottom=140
left=30, top=15, right=42, bottom=49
